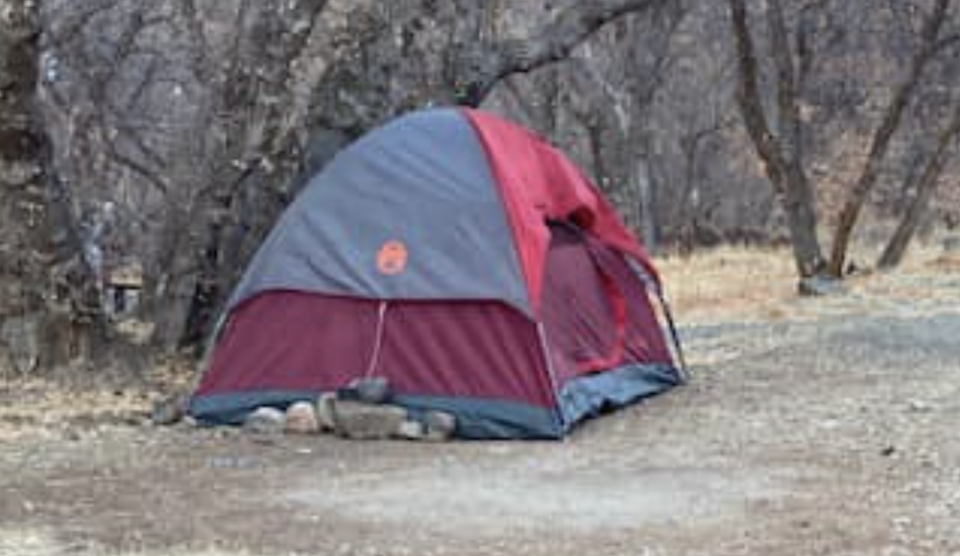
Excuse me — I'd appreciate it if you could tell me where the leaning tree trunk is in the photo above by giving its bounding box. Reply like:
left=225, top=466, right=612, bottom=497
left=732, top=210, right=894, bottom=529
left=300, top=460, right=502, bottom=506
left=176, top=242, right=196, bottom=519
left=827, top=0, right=952, bottom=276
left=877, top=102, right=960, bottom=270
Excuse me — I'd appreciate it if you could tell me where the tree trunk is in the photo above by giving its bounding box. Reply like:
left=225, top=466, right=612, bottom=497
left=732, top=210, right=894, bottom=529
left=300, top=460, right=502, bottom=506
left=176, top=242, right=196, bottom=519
left=0, top=0, right=98, bottom=373
left=726, top=0, right=825, bottom=278
left=877, top=102, right=960, bottom=269
left=827, top=0, right=952, bottom=276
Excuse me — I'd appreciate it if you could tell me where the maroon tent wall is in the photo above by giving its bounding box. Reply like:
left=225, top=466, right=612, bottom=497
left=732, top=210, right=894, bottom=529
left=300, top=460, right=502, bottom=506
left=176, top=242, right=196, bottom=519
left=539, top=224, right=672, bottom=389
left=192, top=226, right=676, bottom=438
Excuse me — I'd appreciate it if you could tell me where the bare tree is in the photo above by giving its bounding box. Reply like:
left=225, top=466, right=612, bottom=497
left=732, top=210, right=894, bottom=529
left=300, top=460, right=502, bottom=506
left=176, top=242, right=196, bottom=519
left=878, top=100, right=960, bottom=269
left=726, top=0, right=960, bottom=284
left=827, top=0, right=955, bottom=276
left=726, top=0, right=826, bottom=279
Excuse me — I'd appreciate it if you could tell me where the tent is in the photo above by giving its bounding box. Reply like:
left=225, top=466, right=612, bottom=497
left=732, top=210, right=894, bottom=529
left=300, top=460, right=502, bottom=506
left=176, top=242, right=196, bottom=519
left=189, top=108, right=683, bottom=439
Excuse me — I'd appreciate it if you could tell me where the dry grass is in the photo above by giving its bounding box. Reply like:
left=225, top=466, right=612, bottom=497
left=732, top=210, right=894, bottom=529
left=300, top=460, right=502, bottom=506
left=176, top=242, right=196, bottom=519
left=0, top=379, right=154, bottom=442
left=0, top=358, right=194, bottom=443
left=656, top=239, right=959, bottom=324
left=656, top=245, right=797, bottom=323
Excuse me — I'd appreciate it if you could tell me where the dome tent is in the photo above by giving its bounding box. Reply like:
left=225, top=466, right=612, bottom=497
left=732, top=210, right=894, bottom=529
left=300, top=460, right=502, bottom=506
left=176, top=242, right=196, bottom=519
left=189, top=108, right=682, bottom=439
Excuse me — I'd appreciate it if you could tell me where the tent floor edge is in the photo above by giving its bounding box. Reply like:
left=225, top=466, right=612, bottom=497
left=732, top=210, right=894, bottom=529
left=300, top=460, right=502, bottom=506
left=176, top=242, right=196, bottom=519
left=556, top=363, right=681, bottom=431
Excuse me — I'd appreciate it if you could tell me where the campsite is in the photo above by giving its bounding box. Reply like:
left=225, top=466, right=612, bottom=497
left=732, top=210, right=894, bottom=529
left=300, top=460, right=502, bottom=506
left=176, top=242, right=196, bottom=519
left=3, top=248, right=959, bottom=555
left=3, top=0, right=960, bottom=554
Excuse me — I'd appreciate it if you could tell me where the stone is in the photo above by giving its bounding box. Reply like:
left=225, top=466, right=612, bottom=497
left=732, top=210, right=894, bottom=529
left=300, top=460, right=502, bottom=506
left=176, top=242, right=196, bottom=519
left=353, top=376, right=391, bottom=404
left=797, top=275, right=845, bottom=297
left=243, top=407, right=286, bottom=435
left=151, top=392, right=189, bottom=426
left=395, top=419, right=425, bottom=440
left=315, top=393, right=337, bottom=431
left=943, top=234, right=960, bottom=254
left=285, top=401, right=320, bottom=434
left=423, top=410, right=457, bottom=441
left=332, top=400, right=407, bottom=440
left=339, top=376, right=391, bottom=404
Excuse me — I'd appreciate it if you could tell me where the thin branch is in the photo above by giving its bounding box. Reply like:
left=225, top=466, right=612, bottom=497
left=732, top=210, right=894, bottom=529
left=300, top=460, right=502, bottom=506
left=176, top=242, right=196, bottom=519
left=456, top=0, right=678, bottom=105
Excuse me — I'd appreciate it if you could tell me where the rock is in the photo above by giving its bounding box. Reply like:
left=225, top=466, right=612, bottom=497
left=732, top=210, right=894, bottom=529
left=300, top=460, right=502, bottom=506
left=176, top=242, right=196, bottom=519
left=285, top=401, right=320, bottom=434
left=423, top=410, right=457, bottom=441
left=943, top=234, right=960, bottom=253
left=315, top=393, right=337, bottom=431
left=332, top=400, right=407, bottom=440
left=395, top=419, right=425, bottom=440
left=339, top=376, right=391, bottom=404
left=243, top=407, right=286, bottom=435
left=942, top=235, right=960, bottom=262
left=797, top=275, right=845, bottom=297
left=356, top=376, right=391, bottom=404
left=151, top=392, right=189, bottom=426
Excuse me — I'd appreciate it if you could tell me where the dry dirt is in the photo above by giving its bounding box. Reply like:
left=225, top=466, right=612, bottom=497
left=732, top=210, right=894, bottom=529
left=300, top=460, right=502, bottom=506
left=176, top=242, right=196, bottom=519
left=1, top=247, right=959, bottom=556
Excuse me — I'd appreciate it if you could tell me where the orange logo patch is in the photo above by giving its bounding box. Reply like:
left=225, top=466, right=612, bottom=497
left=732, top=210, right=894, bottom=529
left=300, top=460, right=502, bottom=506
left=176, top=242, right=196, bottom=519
left=376, top=240, right=408, bottom=275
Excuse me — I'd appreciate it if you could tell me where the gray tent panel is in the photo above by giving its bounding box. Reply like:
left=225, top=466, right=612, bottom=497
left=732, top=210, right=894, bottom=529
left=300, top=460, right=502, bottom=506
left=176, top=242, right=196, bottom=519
left=229, top=109, right=530, bottom=313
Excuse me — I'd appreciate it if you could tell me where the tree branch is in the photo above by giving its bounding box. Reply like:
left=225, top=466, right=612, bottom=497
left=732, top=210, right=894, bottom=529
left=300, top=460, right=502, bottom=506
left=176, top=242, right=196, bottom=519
left=455, top=0, right=678, bottom=106
left=726, top=0, right=788, bottom=190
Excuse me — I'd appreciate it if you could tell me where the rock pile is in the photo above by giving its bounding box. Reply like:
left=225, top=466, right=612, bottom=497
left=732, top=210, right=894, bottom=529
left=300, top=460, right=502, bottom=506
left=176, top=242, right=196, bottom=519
left=240, top=377, right=457, bottom=441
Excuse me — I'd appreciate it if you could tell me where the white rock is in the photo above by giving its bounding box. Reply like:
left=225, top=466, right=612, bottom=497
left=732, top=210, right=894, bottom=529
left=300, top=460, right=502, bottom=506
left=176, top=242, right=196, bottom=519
left=243, top=407, right=286, bottom=435
left=285, top=401, right=319, bottom=434
left=395, top=419, right=425, bottom=440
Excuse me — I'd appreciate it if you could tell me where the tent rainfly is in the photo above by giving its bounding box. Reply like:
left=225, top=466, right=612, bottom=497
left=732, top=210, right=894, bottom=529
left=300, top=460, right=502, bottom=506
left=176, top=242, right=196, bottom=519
left=189, top=108, right=683, bottom=439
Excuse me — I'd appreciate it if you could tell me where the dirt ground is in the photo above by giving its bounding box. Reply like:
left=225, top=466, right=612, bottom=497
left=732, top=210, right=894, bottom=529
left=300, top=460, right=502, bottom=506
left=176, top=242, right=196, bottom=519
left=1, top=247, right=959, bottom=556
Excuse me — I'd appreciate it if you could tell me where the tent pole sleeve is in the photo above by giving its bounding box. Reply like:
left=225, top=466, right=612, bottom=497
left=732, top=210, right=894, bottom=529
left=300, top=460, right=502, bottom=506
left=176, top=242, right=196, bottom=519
left=363, top=300, right=389, bottom=378
left=627, top=260, right=688, bottom=382
left=654, top=287, right=688, bottom=383
left=536, top=322, right=568, bottom=433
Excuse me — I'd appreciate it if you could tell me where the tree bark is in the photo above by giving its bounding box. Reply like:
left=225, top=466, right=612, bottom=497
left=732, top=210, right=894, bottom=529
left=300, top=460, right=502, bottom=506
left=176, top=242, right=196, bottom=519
left=827, top=0, right=952, bottom=276
left=877, top=102, right=960, bottom=269
left=461, top=0, right=676, bottom=104
left=0, top=0, right=95, bottom=372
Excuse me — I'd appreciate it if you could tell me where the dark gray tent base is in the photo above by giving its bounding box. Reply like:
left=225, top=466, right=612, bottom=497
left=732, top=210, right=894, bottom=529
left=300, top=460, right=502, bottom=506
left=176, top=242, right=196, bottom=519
left=189, top=363, right=680, bottom=439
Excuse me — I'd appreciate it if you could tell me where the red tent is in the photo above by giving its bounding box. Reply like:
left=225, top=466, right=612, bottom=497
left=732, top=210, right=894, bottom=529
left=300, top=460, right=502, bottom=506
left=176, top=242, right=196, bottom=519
left=190, top=108, right=682, bottom=438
